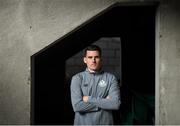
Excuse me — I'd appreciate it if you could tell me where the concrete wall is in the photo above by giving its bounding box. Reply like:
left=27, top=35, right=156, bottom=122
left=0, top=0, right=116, bottom=124
left=158, top=0, right=180, bottom=124
left=0, top=0, right=180, bottom=124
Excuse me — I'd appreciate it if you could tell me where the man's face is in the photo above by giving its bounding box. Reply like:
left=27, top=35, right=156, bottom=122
left=84, top=50, right=102, bottom=72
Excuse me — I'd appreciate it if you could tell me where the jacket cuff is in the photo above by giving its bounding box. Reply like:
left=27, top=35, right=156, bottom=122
left=88, top=96, right=96, bottom=103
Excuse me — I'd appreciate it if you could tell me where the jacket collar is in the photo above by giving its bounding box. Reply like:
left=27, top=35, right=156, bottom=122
left=85, top=68, right=104, bottom=74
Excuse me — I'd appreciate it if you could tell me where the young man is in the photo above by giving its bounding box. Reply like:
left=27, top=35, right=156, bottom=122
left=70, top=45, right=121, bottom=125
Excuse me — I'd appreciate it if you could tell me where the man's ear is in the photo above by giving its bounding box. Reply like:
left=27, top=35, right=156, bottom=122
left=83, top=57, right=87, bottom=64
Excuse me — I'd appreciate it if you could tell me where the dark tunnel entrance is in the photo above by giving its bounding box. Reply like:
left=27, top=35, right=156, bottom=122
left=31, top=4, right=157, bottom=125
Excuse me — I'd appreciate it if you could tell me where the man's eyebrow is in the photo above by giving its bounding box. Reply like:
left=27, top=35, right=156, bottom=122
left=87, top=56, right=93, bottom=58
left=87, top=56, right=100, bottom=58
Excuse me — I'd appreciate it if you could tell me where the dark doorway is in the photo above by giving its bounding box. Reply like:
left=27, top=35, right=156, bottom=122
left=31, top=4, right=157, bottom=125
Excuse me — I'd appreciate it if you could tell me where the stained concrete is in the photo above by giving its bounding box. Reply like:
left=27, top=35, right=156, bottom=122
left=0, top=0, right=116, bottom=124
left=158, top=0, right=180, bottom=124
left=0, top=0, right=180, bottom=125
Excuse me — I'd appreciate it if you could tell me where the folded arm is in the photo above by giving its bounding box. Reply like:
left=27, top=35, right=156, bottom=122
left=71, top=75, right=99, bottom=113
left=85, top=76, right=121, bottom=110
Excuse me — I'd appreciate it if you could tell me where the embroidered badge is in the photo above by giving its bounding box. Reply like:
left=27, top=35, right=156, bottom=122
left=98, top=80, right=107, bottom=87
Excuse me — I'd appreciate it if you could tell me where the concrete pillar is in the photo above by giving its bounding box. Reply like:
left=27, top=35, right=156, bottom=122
left=158, top=0, right=180, bottom=124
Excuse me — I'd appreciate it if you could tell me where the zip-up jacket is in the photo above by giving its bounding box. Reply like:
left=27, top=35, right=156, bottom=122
left=71, top=68, right=121, bottom=125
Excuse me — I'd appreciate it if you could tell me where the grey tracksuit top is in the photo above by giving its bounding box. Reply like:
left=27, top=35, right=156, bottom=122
left=70, top=68, right=121, bottom=125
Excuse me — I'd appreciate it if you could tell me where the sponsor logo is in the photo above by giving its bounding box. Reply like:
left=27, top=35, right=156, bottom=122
left=98, top=80, right=107, bottom=87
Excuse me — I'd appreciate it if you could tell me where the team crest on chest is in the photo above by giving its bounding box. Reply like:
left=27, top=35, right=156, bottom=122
left=98, top=80, right=107, bottom=87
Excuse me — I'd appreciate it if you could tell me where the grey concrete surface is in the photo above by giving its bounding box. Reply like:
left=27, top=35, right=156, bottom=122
left=158, top=0, right=180, bottom=124
left=0, top=0, right=180, bottom=124
left=0, top=0, right=115, bottom=124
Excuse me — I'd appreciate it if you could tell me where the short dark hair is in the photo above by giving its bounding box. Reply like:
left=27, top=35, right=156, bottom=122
left=84, top=45, right=102, bottom=57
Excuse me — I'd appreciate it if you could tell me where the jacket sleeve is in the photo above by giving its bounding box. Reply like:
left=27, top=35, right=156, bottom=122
left=71, top=75, right=99, bottom=113
left=88, top=75, right=121, bottom=110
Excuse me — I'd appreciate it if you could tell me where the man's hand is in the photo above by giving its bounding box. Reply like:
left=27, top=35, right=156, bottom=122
left=83, top=96, right=89, bottom=102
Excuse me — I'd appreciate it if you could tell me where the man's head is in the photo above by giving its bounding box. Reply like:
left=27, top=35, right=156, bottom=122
left=83, top=45, right=102, bottom=72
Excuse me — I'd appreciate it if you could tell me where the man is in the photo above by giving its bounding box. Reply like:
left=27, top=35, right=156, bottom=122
left=70, top=45, right=121, bottom=125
